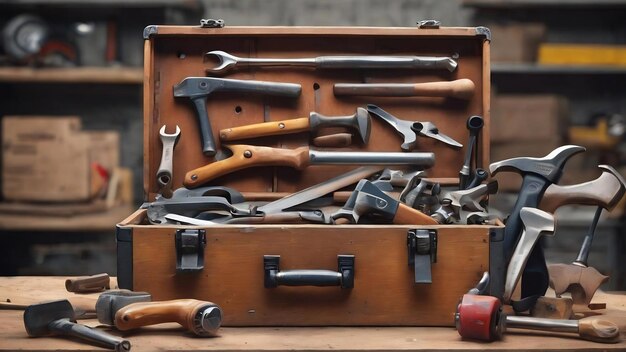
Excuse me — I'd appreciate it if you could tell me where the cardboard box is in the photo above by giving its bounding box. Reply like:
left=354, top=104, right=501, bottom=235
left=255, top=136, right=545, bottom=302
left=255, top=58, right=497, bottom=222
left=491, top=95, right=568, bottom=143
left=489, top=23, right=546, bottom=63
left=2, top=116, right=91, bottom=202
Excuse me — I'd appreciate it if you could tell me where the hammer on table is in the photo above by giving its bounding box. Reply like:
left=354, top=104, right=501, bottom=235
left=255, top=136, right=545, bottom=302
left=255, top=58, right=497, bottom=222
left=96, top=291, right=222, bottom=337
left=539, top=165, right=626, bottom=306
left=173, top=77, right=301, bottom=157
left=24, top=299, right=131, bottom=351
left=489, top=145, right=585, bottom=306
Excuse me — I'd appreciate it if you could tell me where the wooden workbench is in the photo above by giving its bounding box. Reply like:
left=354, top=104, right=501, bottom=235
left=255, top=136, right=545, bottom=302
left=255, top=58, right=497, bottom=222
left=1, top=277, right=625, bottom=351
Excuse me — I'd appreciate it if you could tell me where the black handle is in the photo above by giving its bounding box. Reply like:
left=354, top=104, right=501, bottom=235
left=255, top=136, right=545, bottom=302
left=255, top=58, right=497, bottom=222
left=191, top=96, right=217, bottom=157
left=48, top=319, right=131, bottom=351
left=264, top=255, right=354, bottom=289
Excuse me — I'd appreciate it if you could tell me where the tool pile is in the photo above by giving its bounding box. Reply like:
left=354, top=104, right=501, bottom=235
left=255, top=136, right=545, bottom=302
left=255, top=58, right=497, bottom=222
left=20, top=25, right=625, bottom=349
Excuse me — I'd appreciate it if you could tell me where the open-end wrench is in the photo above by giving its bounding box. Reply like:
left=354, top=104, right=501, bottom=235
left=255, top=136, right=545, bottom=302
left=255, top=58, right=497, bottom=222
left=205, top=50, right=458, bottom=75
left=366, top=104, right=462, bottom=151
left=157, top=125, right=181, bottom=198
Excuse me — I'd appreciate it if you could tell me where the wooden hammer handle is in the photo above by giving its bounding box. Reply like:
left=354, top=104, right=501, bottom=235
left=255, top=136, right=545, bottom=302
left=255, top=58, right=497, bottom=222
left=114, top=299, right=208, bottom=332
left=333, top=79, right=475, bottom=100
left=578, top=319, right=620, bottom=343
left=219, top=117, right=310, bottom=141
left=65, top=273, right=110, bottom=293
left=184, top=145, right=310, bottom=188
left=393, top=203, right=438, bottom=225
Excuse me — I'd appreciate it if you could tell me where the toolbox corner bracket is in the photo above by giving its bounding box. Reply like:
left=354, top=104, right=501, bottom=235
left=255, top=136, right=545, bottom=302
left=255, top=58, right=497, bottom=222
left=407, top=229, right=437, bottom=284
left=416, top=20, right=441, bottom=29
left=143, top=25, right=159, bottom=39
left=175, top=229, right=207, bottom=273
left=475, top=26, right=492, bottom=42
left=200, top=18, right=225, bottom=28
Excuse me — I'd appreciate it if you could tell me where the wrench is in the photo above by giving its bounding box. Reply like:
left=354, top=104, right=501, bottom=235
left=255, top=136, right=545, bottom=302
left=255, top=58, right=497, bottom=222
left=157, top=125, right=181, bottom=197
left=205, top=50, right=458, bottom=74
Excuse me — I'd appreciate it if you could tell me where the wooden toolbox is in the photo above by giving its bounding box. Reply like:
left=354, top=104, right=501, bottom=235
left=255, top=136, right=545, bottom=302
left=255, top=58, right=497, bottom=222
left=116, top=23, right=505, bottom=326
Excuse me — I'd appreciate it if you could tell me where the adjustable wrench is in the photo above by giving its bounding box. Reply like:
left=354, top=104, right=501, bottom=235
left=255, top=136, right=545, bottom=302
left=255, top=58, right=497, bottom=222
left=157, top=125, right=181, bottom=198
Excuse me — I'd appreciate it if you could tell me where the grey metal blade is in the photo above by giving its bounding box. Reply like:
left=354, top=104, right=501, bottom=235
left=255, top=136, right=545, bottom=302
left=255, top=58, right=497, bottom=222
left=258, top=166, right=382, bottom=214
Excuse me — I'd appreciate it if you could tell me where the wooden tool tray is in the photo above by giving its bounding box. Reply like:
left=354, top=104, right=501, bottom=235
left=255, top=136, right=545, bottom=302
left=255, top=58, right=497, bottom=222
left=117, top=24, right=504, bottom=326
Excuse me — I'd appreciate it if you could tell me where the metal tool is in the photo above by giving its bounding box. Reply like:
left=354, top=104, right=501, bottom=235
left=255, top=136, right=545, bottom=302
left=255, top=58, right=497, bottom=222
left=96, top=290, right=152, bottom=326
left=183, top=144, right=435, bottom=188
left=400, top=177, right=440, bottom=212
left=156, top=125, right=181, bottom=198
left=173, top=77, right=301, bottom=156
left=502, top=208, right=555, bottom=304
left=490, top=145, right=585, bottom=302
left=543, top=165, right=626, bottom=305
left=431, top=181, right=498, bottom=224
left=459, top=115, right=484, bottom=189
left=166, top=186, right=245, bottom=203
left=97, top=294, right=221, bottom=337
left=165, top=210, right=326, bottom=225
left=372, top=168, right=425, bottom=192
left=331, top=179, right=438, bottom=225
left=24, top=300, right=131, bottom=351
left=145, top=196, right=254, bottom=224
left=219, top=107, right=371, bottom=145
left=65, top=273, right=110, bottom=293
left=366, top=104, right=462, bottom=151
left=334, top=79, right=475, bottom=100
left=205, top=50, right=458, bottom=74
left=465, top=168, right=488, bottom=189
left=455, top=273, right=620, bottom=343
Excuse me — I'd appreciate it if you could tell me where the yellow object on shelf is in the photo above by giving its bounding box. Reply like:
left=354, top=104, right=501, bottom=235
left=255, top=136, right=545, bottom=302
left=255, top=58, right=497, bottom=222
left=539, top=43, right=626, bottom=66
left=568, top=119, right=620, bottom=149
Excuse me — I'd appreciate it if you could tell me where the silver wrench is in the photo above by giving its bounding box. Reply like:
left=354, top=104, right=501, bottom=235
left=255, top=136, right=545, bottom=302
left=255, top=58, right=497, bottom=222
left=205, top=50, right=458, bottom=74
left=157, top=125, right=181, bottom=197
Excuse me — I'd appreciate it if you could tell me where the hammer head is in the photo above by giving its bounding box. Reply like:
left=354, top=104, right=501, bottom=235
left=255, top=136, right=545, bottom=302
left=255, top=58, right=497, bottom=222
left=173, top=77, right=222, bottom=99
left=520, top=207, right=556, bottom=237
left=354, top=107, right=372, bottom=144
left=24, top=299, right=75, bottom=337
left=331, top=179, right=398, bottom=223
left=489, top=145, right=585, bottom=182
left=96, top=290, right=152, bottom=326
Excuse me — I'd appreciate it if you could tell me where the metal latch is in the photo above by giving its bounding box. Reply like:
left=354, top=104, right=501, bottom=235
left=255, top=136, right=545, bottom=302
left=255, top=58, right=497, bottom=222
left=407, top=229, right=437, bottom=283
left=200, top=19, right=225, bottom=28
left=175, top=229, right=206, bottom=272
left=416, top=20, right=441, bottom=29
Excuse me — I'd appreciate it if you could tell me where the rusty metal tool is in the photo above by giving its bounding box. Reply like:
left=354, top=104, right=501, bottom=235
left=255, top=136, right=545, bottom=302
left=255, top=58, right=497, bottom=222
left=24, top=300, right=131, bottom=351
left=490, top=145, right=585, bottom=302
left=173, top=77, right=301, bottom=156
left=455, top=273, right=620, bottom=343
left=156, top=125, right=181, bottom=198
left=65, top=273, right=110, bottom=293
left=331, top=179, right=438, bottom=225
left=366, top=104, right=462, bottom=151
left=541, top=165, right=626, bottom=305
left=334, top=79, right=475, bottom=100
left=183, top=144, right=435, bottom=188
left=459, top=115, right=484, bottom=189
left=205, top=50, right=458, bottom=74
left=503, top=208, right=556, bottom=304
left=219, top=107, right=371, bottom=144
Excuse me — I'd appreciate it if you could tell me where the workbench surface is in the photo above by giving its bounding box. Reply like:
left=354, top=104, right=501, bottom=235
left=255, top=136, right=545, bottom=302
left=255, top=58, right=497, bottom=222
left=1, top=277, right=625, bottom=351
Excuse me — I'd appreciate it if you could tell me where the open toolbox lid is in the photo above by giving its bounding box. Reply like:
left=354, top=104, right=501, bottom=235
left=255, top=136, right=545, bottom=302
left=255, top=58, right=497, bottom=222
left=142, top=25, right=491, bottom=201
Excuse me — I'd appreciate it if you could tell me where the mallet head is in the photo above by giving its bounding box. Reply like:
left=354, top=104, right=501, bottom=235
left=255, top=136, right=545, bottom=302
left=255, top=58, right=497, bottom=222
left=24, top=299, right=75, bottom=337
left=489, top=145, right=586, bottom=182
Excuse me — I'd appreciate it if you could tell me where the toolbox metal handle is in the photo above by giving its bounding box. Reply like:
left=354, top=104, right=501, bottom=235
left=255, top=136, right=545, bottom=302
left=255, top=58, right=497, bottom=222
left=264, top=255, right=354, bottom=289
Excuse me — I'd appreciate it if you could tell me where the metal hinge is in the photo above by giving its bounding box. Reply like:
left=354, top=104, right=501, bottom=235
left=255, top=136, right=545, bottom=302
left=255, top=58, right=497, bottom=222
left=416, top=20, right=441, bottom=29
left=175, top=229, right=206, bottom=272
left=200, top=18, right=225, bottom=28
left=407, top=229, right=438, bottom=284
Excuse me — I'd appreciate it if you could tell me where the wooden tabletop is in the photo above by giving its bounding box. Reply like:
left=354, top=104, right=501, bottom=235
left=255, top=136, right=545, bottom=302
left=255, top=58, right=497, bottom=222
left=1, top=276, right=625, bottom=351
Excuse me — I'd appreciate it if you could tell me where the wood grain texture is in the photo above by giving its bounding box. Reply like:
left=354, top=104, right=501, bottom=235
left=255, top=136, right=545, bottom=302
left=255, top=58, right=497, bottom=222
left=114, top=299, right=213, bottom=332
left=393, top=203, right=439, bottom=225
left=1, top=277, right=625, bottom=351
left=333, top=79, right=476, bottom=100
left=220, top=116, right=310, bottom=141
left=131, top=224, right=489, bottom=326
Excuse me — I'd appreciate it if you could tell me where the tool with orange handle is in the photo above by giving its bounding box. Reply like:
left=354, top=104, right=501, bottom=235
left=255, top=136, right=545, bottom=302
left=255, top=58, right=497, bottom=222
left=219, top=107, right=371, bottom=144
left=334, top=79, right=475, bottom=100
left=183, top=144, right=435, bottom=188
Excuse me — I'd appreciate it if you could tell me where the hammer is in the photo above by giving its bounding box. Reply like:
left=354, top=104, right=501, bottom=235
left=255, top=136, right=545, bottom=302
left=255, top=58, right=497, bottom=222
left=24, top=299, right=131, bottom=351
left=96, top=291, right=222, bottom=337
left=539, top=165, right=626, bottom=305
left=173, top=77, right=301, bottom=157
left=219, top=107, right=371, bottom=145
left=489, top=145, right=585, bottom=304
